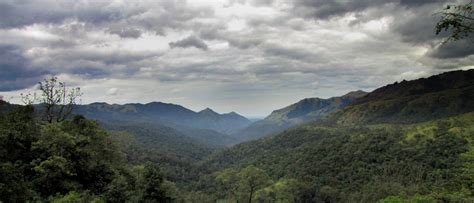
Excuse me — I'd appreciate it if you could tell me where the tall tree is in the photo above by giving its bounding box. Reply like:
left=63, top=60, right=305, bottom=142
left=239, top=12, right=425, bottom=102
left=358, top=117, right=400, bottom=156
left=22, top=76, right=82, bottom=123
left=215, top=165, right=272, bottom=202
left=142, top=163, right=171, bottom=202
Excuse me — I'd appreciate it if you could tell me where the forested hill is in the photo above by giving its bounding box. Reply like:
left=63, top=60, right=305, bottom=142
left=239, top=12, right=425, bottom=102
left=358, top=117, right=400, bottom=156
left=74, top=102, right=251, bottom=134
left=199, top=112, right=474, bottom=202
left=231, top=90, right=367, bottom=141
left=330, top=69, right=474, bottom=125
left=191, top=69, right=474, bottom=202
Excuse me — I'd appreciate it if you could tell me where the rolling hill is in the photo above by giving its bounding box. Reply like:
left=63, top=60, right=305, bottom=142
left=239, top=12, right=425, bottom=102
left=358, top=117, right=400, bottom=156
left=231, top=90, right=367, bottom=141
left=74, top=102, right=251, bottom=134
left=330, top=69, right=474, bottom=125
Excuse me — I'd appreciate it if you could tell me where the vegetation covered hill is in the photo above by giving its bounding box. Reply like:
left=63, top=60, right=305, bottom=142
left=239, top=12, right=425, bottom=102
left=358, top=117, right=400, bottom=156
left=74, top=102, right=251, bottom=134
left=232, top=90, right=367, bottom=141
left=194, top=112, right=474, bottom=202
left=102, top=120, right=216, bottom=161
left=331, top=69, right=474, bottom=125
left=72, top=102, right=244, bottom=153
left=183, top=70, right=474, bottom=202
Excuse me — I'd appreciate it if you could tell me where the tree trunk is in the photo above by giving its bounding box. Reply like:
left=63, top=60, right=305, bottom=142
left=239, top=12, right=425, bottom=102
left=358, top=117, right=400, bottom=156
left=248, top=187, right=254, bottom=203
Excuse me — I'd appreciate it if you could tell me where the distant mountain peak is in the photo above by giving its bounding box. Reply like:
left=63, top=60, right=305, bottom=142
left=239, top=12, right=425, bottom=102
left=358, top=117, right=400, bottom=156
left=145, top=101, right=166, bottom=105
left=342, top=90, right=368, bottom=98
left=90, top=102, right=109, bottom=105
left=199, top=107, right=219, bottom=115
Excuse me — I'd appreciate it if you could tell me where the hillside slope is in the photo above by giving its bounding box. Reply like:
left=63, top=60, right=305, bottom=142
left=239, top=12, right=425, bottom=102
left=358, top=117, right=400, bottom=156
left=199, top=112, right=474, bottom=202
left=331, top=69, right=474, bottom=125
left=193, top=70, right=474, bottom=202
left=74, top=102, right=251, bottom=134
left=101, top=120, right=215, bottom=161
left=231, top=90, right=367, bottom=141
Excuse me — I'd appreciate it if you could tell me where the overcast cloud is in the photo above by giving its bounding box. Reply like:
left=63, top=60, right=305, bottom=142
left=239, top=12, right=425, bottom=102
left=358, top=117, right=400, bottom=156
left=0, top=0, right=472, bottom=117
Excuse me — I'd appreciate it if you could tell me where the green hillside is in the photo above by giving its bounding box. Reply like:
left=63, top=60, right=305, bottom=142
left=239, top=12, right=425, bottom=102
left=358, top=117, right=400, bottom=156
left=101, top=121, right=215, bottom=161
left=331, top=69, right=474, bottom=125
left=232, top=90, right=367, bottom=141
left=184, top=70, right=474, bottom=202
left=193, top=112, right=474, bottom=202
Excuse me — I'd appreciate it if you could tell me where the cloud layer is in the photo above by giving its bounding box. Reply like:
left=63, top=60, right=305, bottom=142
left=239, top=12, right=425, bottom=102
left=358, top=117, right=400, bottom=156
left=0, top=0, right=472, bottom=117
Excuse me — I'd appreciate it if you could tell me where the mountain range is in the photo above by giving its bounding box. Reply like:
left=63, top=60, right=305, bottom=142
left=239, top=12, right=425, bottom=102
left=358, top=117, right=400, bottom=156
left=230, top=90, right=368, bottom=141
left=74, top=102, right=251, bottom=134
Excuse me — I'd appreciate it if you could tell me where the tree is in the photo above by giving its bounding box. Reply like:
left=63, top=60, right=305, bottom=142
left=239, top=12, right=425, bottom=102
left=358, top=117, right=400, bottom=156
left=22, top=76, right=82, bottom=123
left=436, top=1, right=474, bottom=42
left=255, top=178, right=306, bottom=202
left=142, top=163, right=171, bottom=202
left=215, top=166, right=272, bottom=202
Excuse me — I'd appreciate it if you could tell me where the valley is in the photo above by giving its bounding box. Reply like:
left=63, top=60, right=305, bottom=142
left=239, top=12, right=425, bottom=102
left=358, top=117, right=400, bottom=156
left=3, top=69, right=473, bottom=202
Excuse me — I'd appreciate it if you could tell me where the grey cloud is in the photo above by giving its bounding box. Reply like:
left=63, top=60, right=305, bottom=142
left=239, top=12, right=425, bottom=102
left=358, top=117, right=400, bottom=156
left=70, top=67, right=111, bottom=79
left=291, top=0, right=445, bottom=20
left=263, top=43, right=320, bottom=62
left=0, top=0, right=214, bottom=38
left=169, top=35, right=208, bottom=50
left=289, top=0, right=450, bottom=44
left=227, top=37, right=264, bottom=49
left=56, top=49, right=159, bottom=65
left=399, top=0, right=447, bottom=7
left=225, top=0, right=273, bottom=7
left=292, top=0, right=389, bottom=19
left=0, top=45, right=50, bottom=91
left=0, top=0, right=145, bottom=28
left=390, top=3, right=448, bottom=44
left=40, top=49, right=161, bottom=80
left=198, top=26, right=265, bottom=49
left=429, top=38, right=474, bottom=59
left=107, top=27, right=142, bottom=38
left=420, top=54, right=474, bottom=70
left=288, top=0, right=471, bottom=69
left=15, top=46, right=161, bottom=82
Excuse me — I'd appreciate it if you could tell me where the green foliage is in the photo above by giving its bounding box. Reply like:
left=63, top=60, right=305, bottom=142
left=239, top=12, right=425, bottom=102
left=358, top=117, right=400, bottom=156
left=331, top=70, right=474, bottom=125
left=255, top=178, right=307, bottom=202
left=195, top=112, right=474, bottom=202
left=0, top=106, right=175, bottom=202
left=142, top=163, right=171, bottom=202
left=378, top=194, right=435, bottom=203
left=215, top=165, right=272, bottom=202
left=103, top=121, right=215, bottom=161
left=48, top=191, right=105, bottom=203
left=435, top=2, right=474, bottom=42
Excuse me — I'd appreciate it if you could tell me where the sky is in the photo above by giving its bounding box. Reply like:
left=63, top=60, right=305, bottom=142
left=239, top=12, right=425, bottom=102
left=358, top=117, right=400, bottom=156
left=0, top=0, right=473, bottom=117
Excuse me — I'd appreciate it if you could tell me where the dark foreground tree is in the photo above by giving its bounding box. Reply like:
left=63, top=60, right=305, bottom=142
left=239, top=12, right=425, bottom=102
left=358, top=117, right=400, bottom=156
left=22, top=76, right=82, bottom=123
left=436, top=1, right=474, bottom=42
left=1, top=78, right=175, bottom=202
